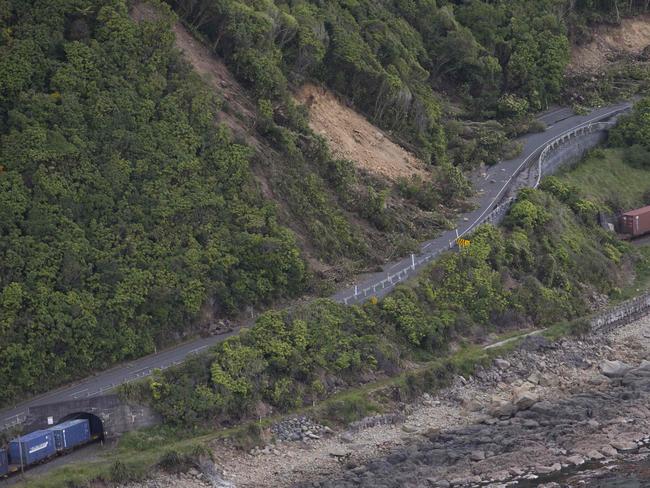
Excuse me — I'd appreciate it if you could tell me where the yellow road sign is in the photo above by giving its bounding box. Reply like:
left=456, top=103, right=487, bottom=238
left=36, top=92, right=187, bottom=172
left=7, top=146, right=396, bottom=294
left=456, top=238, right=471, bottom=248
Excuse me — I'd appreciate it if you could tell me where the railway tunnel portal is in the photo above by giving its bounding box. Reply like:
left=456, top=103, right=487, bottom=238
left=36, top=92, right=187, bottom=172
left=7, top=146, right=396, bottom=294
left=24, top=395, right=160, bottom=439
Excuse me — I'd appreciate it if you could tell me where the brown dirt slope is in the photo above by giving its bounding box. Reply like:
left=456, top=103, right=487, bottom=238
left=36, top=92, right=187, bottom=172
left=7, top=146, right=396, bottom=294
left=295, top=84, right=427, bottom=181
left=569, top=15, right=650, bottom=73
left=131, top=2, right=261, bottom=151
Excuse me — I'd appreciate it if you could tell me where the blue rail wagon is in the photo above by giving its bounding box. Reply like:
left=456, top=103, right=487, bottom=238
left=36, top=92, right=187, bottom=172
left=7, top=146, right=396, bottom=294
left=0, top=448, right=7, bottom=476
left=49, top=419, right=91, bottom=451
left=8, top=430, right=56, bottom=466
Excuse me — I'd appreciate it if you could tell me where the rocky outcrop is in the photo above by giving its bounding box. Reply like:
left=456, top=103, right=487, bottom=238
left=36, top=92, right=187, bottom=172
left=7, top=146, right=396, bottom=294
left=270, top=416, right=332, bottom=442
left=599, top=359, right=633, bottom=378
left=158, top=316, right=650, bottom=488
left=299, top=359, right=650, bottom=487
left=292, top=317, right=650, bottom=488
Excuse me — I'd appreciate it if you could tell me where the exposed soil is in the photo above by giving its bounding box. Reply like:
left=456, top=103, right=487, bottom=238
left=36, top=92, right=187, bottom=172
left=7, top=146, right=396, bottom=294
left=130, top=2, right=261, bottom=152
left=131, top=1, right=448, bottom=281
left=569, top=15, right=650, bottom=74
left=295, top=84, right=428, bottom=181
left=130, top=1, right=339, bottom=274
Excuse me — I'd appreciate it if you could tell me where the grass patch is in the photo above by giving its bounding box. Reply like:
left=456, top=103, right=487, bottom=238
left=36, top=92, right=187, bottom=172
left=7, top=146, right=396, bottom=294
left=15, top=334, right=530, bottom=487
left=558, top=148, right=650, bottom=211
left=613, top=244, right=650, bottom=301
left=12, top=427, right=220, bottom=488
left=317, top=391, right=381, bottom=425
left=542, top=317, right=591, bottom=342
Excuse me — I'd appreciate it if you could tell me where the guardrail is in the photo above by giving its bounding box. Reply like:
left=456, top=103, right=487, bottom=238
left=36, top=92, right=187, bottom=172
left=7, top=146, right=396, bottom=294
left=0, top=108, right=633, bottom=434
left=533, top=120, right=614, bottom=189
left=339, top=108, right=630, bottom=306
left=1, top=412, right=27, bottom=432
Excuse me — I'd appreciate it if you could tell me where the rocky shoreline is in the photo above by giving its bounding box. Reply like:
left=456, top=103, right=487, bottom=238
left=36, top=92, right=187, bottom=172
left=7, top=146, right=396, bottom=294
left=121, top=315, right=650, bottom=488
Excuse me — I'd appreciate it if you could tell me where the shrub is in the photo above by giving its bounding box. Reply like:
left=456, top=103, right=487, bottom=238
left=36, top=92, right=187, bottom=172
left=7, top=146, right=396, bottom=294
left=624, top=144, right=650, bottom=169
left=320, top=393, right=379, bottom=425
left=108, top=461, right=145, bottom=483
left=158, top=450, right=189, bottom=474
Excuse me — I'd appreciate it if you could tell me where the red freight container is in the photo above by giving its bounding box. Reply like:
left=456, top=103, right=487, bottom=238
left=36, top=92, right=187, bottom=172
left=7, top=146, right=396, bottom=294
left=620, top=205, right=650, bottom=237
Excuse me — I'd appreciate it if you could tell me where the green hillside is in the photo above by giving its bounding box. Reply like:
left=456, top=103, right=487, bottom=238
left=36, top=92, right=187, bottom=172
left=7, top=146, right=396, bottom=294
left=0, top=1, right=308, bottom=403
left=559, top=148, right=650, bottom=211
left=1, top=0, right=648, bottom=405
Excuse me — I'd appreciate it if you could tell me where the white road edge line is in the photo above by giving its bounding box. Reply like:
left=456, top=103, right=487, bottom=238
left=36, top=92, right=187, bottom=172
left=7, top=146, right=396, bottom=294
left=457, top=105, right=629, bottom=240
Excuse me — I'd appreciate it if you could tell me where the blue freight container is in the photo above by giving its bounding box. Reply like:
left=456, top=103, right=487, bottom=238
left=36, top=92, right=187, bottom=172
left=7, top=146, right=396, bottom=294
left=0, top=448, right=7, bottom=476
left=49, top=419, right=90, bottom=451
left=8, top=430, right=56, bottom=466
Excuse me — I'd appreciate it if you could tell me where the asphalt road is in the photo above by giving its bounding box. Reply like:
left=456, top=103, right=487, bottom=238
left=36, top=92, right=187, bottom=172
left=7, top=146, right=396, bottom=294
left=0, top=100, right=633, bottom=432
left=332, top=101, right=632, bottom=304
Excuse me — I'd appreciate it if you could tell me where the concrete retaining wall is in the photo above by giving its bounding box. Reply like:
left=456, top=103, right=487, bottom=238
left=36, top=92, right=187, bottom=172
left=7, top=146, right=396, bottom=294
left=538, top=129, right=608, bottom=179
left=26, top=395, right=161, bottom=438
left=591, top=291, right=650, bottom=332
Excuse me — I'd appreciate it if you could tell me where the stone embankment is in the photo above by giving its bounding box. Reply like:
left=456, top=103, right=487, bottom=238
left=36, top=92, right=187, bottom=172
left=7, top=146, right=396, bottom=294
left=295, top=318, right=650, bottom=488
left=115, top=314, right=650, bottom=488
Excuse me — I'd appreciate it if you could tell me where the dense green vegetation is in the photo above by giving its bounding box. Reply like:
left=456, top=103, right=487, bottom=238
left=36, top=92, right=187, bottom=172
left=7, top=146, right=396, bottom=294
left=168, top=0, right=648, bottom=165
left=16, top=338, right=517, bottom=487
left=0, top=0, right=475, bottom=406
left=141, top=178, right=635, bottom=426
left=610, top=97, right=650, bottom=155
left=2, top=0, right=649, bottom=408
left=0, top=0, right=310, bottom=404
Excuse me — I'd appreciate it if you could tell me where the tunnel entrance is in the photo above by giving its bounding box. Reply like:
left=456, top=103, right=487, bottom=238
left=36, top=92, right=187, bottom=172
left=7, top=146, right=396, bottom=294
left=57, top=412, right=105, bottom=440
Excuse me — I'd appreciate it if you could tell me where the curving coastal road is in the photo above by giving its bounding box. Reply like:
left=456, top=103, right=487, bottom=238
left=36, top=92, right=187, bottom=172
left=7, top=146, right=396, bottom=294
left=332, top=101, right=632, bottom=304
left=0, top=100, right=633, bottom=431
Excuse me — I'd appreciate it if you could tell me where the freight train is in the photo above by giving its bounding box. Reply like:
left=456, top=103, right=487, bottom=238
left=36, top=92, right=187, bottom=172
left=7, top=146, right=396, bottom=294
left=620, top=205, right=650, bottom=238
left=0, top=419, right=97, bottom=476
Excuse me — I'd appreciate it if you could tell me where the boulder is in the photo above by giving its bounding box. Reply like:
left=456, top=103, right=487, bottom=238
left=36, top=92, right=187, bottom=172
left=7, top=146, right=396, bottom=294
left=470, top=450, right=485, bottom=462
left=530, top=400, right=554, bottom=416
left=634, top=360, right=650, bottom=372
left=329, top=449, right=351, bottom=459
left=600, top=445, right=618, bottom=457
left=461, top=398, right=482, bottom=412
left=512, top=388, right=538, bottom=411
left=494, top=358, right=510, bottom=370
left=340, top=432, right=355, bottom=444
left=611, top=440, right=637, bottom=451
left=587, top=449, right=604, bottom=460
left=536, top=463, right=561, bottom=474
left=566, top=455, right=585, bottom=466
left=489, top=401, right=516, bottom=418
left=527, top=372, right=541, bottom=385
left=599, top=360, right=633, bottom=378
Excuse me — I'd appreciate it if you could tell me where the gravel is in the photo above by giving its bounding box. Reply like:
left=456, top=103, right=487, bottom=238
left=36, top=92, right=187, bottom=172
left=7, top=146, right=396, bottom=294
left=119, top=315, right=650, bottom=488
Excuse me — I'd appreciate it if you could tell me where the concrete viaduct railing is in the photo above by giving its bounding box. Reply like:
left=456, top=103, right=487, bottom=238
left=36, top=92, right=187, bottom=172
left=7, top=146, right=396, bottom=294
left=533, top=120, right=615, bottom=189
left=340, top=109, right=629, bottom=306
left=487, top=118, right=622, bottom=226
left=0, top=110, right=633, bottom=435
